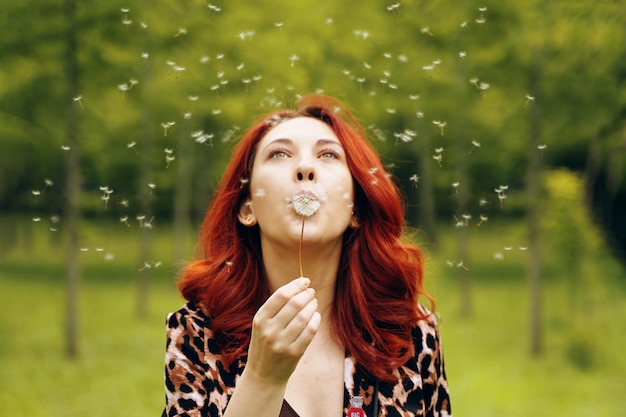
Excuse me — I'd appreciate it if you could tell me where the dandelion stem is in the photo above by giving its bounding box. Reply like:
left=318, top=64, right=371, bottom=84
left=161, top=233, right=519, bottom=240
left=298, top=216, right=305, bottom=277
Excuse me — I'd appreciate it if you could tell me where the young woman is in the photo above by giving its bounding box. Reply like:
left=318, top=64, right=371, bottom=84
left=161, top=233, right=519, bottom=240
left=162, top=94, right=452, bottom=417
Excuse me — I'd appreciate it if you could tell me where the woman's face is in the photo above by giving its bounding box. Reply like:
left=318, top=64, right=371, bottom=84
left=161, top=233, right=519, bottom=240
left=241, top=117, right=354, bottom=248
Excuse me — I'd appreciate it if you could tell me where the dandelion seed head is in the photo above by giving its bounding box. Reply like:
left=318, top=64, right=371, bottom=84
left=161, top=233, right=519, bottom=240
left=291, top=192, right=321, bottom=217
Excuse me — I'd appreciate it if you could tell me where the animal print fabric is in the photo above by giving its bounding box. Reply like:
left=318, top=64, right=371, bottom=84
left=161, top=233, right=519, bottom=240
left=161, top=301, right=452, bottom=417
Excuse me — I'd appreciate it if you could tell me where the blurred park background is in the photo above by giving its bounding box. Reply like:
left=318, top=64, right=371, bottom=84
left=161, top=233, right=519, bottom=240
left=1, top=0, right=625, bottom=416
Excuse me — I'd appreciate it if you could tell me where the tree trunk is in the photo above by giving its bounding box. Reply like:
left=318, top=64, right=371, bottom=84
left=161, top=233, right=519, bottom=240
left=527, top=50, right=543, bottom=357
left=416, top=135, right=437, bottom=245
left=173, top=118, right=194, bottom=264
left=63, top=0, right=81, bottom=358
left=136, top=25, right=154, bottom=320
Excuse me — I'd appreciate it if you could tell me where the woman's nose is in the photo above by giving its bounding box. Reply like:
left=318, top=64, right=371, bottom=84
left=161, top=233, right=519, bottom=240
left=295, top=166, right=315, bottom=182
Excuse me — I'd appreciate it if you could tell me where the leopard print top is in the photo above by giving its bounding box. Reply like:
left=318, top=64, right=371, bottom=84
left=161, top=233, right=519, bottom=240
left=161, top=301, right=452, bottom=417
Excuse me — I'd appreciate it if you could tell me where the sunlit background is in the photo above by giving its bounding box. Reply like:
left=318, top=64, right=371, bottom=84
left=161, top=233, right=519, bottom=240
left=1, top=1, right=625, bottom=416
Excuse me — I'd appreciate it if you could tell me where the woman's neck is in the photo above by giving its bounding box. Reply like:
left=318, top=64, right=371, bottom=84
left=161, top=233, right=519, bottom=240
left=261, top=240, right=342, bottom=318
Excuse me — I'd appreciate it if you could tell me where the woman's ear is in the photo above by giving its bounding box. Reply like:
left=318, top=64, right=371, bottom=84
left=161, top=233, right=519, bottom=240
left=238, top=200, right=257, bottom=226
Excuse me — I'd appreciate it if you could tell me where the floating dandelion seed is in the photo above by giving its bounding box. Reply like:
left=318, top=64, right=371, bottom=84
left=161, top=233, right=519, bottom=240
left=140, top=22, right=148, bottom=29
left=164, top=148, right=175, bottom=168
left=459, top=51, right=467, bottom=59
left=207, top=4, right=221, bottom=12
left=525, top=94, right=535, bottom=107
left=175, top=27, right=187, bottom=37
left=99, top=186, right=114, bottom=209
left=173, top=66, right=186, bottom=78
left=32, top=190, right=41, bottom=197
left=456, top=261, right=469, bottom=271
left=289, top=54, right=300, bottom=67
left=478, top=215, right=488, bottom=226
left=394, top=129, right=416, bottom=145
left=143, top=217, right=154, bottom=229
left=537, top=144, right=547, bottom=157
left=387, top=2, right=401, bottom=11
left=409, top=174, right=421, bottom=187
left=433, top=154, right=443, bottom=167
left=461, top=214, right=472, bottom=225
left=479, top=198, right=489, bottom=206
left=118, top=199, right=129, bottom=207
left=416, top=111, right=424, bottom=118
left=469, top=140, right=481, bottom=154
left=136, top=215, right=146, bottom=227
left=44, top=178, right=53, bottom=191
left=494, top=252, right=504, bottom=260
left=496, top=191, right=507, bottom=208
left=141, top=52, right=149, bottom=59
left=460, top=21, right=468, bottom=28
left=183, top=112, right=192, bottom=119
left=148, top=183, right=156, bottom=195
left=433, top=120, right=447, bottom=135
left=453, top=216, right=465, bottom=228
left=120, top=215, right=130, bottom=227
left=127, top=141, right=139, bottom=155
left=353, top=30, right=369, bottom=40
left=192, top=130, right=214, bottom=146
left=73, top=95, right=83, bottom=108
left=479, top=82, right=490, bottom=92
left=421, top=27, right=433, bottom=36
left=452, top=182, right=460, bottom=193
left=161, top=121, right=175, bottom=136
left=275, top=22, right=284, bottom=28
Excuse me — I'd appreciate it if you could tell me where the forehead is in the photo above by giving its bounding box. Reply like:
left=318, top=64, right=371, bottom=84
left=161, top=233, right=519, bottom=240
left=259, top=116, right=340, bottom=145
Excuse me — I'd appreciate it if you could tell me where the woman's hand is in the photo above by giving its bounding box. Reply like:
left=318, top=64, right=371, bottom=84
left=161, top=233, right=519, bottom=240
left=245, top=277, right=321, bottom=385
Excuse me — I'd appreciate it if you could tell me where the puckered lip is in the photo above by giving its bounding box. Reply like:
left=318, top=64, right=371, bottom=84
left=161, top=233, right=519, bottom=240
left=292, top=189, right=319, bottom=201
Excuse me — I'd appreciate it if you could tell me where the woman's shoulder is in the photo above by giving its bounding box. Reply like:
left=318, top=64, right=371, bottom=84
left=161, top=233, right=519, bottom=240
left=412, top=302, right=441, bottom=345
left=166, top=300, right=213, bottom=336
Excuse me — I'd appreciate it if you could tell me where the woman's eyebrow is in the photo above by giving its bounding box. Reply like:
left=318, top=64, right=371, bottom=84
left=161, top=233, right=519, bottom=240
left=261, top=138, right=293, bottom=152
left=316, top=138, right=343, bottom=147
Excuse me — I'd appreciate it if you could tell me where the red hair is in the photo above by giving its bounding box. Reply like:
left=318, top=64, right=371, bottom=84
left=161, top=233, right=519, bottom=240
left=178, top=94, right=432, bottom=382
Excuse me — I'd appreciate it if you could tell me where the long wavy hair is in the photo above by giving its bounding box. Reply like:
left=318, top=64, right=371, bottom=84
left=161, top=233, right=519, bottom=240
left=178, top=94, right=432, bottom=382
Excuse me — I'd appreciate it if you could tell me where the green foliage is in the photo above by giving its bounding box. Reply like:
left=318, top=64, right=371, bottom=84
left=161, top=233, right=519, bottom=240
left=1, top=0, right=625, bottom=249
left=543, top=169, right=603, bottom=270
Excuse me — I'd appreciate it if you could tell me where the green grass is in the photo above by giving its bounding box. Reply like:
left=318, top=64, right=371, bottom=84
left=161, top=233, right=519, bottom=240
left=0, top=217, right=625, bottom=416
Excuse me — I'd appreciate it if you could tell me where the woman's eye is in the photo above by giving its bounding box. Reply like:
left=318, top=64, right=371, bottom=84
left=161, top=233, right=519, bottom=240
left=320, top=149, right=340, bottom=159
left=269, top=149, right=289, bottom=159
